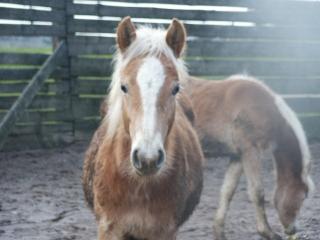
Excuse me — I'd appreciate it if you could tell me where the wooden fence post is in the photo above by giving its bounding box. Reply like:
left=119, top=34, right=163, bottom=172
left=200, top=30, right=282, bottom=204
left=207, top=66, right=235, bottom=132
left=0, top=41, right=67, bottom=150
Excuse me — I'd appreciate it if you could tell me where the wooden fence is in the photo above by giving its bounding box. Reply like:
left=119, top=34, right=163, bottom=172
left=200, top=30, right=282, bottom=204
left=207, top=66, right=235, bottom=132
left=0, top=0, right=320, bottom=151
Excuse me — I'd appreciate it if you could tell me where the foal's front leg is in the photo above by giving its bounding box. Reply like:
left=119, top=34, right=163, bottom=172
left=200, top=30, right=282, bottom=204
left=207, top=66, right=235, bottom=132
left=213, top=159, right=243, bottom=240
left=242, top=149, right=282, bottom=240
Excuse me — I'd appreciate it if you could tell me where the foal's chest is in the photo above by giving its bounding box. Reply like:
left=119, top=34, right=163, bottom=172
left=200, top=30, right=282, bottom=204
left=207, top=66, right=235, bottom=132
left=106, top=207, right=176, bottom=239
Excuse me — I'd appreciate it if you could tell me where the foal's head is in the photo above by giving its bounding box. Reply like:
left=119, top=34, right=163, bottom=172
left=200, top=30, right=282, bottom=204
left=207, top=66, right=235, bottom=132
left=109, top=17, right=187, bottom=177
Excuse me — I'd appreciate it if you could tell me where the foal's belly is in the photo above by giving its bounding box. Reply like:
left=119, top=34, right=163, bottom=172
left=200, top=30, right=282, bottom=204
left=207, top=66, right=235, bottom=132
left=200, top=135, right=239, bottom=159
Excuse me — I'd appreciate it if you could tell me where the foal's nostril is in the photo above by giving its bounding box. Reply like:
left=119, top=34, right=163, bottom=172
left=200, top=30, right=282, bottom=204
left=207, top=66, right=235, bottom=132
left=156, top=149, right=164, bottom=168
left=132, top=148, right=164, bottom=175
left=132, top=149, right=142, bottom=170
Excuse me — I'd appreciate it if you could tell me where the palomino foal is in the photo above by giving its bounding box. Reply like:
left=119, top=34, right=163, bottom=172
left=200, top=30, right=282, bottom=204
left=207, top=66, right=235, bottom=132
left=82, top=17, right=204, bottom=240
left=185, top=75, right=314, bottom=240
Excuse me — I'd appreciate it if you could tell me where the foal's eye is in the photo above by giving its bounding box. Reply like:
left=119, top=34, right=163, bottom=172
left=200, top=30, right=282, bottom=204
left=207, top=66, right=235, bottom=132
left=172, top=84, right=180, bottom=96
left=121, top=84, right=128, bottom=93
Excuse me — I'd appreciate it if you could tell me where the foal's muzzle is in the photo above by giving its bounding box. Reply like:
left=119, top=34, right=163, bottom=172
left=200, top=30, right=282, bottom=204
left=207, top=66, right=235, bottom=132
left=132, top=148, right=165, bottom=175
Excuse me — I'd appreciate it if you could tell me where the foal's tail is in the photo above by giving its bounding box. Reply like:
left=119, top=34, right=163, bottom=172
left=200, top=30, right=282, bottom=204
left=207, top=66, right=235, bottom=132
left=272, top=95, right=314, bottom=233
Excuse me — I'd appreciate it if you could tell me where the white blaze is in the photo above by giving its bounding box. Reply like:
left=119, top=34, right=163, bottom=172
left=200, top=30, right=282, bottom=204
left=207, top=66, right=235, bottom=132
left=133, top=57, right=165, bottom=157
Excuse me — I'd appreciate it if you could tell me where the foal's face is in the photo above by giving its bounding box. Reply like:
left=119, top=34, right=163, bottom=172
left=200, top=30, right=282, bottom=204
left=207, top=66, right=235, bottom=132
left=121, top=56, right=180, bottom=176
left=115, top=16, right=186, bottom=176
left=117, top=17, right=186, bottom=176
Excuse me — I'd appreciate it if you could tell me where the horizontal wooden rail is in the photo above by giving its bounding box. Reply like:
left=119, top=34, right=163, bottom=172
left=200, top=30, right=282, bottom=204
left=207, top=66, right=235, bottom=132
left=0, top=67, right=68, bottom=80
left=0, top=80, right=69, bottom=94
left=0, top=53, right=49, bottom=65
left=2, top=0, right=65, bottom=8
left=70, top=57, right=320, bottom=77
left=0, top=8, right=65, bottom=23
left=111, top=0, right=320, bottom=8
left=67, top=19, right=320, bottom=40
left=68, top=36, right=320, bottom=59
left=0, top=41, right=66, bottom=150
left=69, top=2, right=320, bottom=26
left=0, top=25, right=65, bottom=36
left=0, top=95, right=69, bottom=110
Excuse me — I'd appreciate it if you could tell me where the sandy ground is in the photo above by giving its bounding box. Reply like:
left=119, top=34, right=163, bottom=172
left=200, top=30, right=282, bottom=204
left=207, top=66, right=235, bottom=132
left=0, top=141, right=319, bottom=240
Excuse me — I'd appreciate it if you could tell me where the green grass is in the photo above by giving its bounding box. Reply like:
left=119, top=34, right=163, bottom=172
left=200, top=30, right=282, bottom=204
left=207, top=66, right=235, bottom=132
left=37, top=92, right=57, bottom=96
left=0, top=80, right=29, bottom=84
left=80, top=54, right=113, bottom=59
left=78, top=76, right=112, bottom=81
left=0, top=108, right=56, bottom=113
left=0, top=79, right=56, bottom=84
left=0, top=93, right=20, bottom=97
left=15, top=121, right=68, bottom=126
left=79, top=94, right=105, bottom=98
left=0, top=92, right=58, bottom=97
left=0, top=47, right=52, bottom=54
left=0, top=64, right=39, bottom=69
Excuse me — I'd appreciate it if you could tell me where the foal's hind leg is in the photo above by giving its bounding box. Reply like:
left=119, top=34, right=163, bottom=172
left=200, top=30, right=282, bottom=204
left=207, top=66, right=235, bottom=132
left=242, top=149, right=282, bottom=240
left=213, top=159, right=242, bottom=240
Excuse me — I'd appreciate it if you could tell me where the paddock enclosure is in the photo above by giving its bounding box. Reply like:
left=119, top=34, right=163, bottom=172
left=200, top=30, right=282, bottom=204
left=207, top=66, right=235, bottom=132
left=1, top=1, right=320, bottom=240
left=0, top=0, right=320, bottom=151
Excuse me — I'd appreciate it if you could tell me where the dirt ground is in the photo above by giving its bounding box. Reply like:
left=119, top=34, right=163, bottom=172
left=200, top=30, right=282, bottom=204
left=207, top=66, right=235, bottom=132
left=0, top=141, right=319, bottom=240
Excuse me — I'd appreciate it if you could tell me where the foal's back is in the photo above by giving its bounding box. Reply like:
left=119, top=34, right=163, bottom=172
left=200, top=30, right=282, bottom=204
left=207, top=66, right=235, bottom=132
left=185, top=76, right=282, bottom=156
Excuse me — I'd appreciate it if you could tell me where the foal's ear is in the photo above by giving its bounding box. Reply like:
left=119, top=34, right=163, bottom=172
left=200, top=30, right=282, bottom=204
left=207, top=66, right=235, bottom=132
left=166, top=18, right=186, bottom=58
left=116, top=16, right=136, bottom=53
